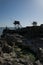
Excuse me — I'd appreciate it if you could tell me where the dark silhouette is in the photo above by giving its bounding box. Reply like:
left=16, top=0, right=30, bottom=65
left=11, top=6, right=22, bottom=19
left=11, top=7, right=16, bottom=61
left=32, top=21, right=37, bottom=26
left=13, top=21, right=21, bottom=29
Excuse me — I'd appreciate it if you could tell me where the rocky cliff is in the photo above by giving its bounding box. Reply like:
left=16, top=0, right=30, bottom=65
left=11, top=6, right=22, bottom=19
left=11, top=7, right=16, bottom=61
left=0, top=27, right=43, bottom=65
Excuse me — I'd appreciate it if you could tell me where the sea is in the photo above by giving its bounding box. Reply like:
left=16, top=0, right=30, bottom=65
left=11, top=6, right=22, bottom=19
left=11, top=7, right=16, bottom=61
left=0, top=27, right=14, bottom=36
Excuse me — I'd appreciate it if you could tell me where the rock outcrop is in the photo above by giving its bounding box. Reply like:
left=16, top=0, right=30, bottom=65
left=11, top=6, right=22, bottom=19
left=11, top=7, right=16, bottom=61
left=0, top=27, right=43, bottom=65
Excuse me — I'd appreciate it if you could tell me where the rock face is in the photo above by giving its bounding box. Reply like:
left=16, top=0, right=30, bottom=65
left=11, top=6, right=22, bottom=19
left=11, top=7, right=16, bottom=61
left=0, top=34, right=34, bottom=65
left=0, top=27, right=43, bottom=65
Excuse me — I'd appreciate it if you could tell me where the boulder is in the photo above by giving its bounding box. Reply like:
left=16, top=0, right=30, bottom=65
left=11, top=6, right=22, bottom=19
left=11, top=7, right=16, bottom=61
left=2, top=45, right=12, bottom=53
left=34, top=60, right=42, bottom=65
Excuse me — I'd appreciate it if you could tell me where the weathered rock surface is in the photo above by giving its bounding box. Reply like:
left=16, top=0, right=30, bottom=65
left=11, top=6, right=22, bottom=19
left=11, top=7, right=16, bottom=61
left=0, top=29, right=43, bottom=65
left=34, top=60, right=43, bottom=65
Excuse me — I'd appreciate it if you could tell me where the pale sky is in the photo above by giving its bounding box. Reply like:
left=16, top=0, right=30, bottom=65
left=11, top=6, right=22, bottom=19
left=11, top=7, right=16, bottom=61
left=0, top=0, right=43, bottom=27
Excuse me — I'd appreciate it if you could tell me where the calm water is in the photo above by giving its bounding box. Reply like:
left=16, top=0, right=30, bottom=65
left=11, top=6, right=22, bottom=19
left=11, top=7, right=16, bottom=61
left=0, top=27, right=14, bottom=36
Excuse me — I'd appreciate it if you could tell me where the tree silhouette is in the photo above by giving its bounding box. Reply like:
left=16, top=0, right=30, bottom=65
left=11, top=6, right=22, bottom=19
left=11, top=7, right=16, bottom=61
left=14, top=21, right=20, bottom=25
left=13, top=21, right=21, bottom=29
left=32, top=21, right=37, bottom=26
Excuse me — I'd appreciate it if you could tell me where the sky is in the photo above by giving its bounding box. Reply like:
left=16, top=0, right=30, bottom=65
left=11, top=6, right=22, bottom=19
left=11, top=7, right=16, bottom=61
left=0, top=0, right=43, bottom=27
